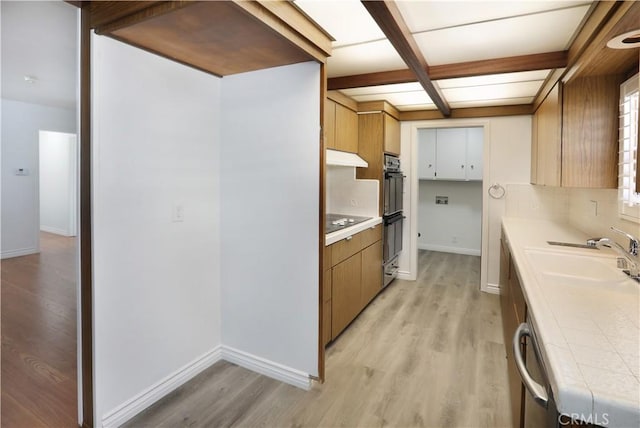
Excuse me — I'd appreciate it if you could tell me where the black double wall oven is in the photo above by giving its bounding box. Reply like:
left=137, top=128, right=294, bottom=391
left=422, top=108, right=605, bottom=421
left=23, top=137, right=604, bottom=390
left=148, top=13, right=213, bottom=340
left=383, top=154, right=404, bottom=287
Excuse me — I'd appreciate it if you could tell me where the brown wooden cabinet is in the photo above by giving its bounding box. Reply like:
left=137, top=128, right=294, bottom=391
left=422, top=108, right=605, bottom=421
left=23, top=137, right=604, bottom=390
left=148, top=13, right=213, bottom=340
left=325, top=224, right=383, bottom=342
left=384, top=113, right=401, bottom=156
left=361, top=241, right=383, bottom=307
left=499, top=234, right=526, bottom=428
left=325, top=98, right=336, bottom=150
left=531, top=75, right=621, bottom=188
left=357, top=108, right=401, bottom=215
left=331, top=252, right=362, bottom=339
left=325, top=98, right=358, bottom=154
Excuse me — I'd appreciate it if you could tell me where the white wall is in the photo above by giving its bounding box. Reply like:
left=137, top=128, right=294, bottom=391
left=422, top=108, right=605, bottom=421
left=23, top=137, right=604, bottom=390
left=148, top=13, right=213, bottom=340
left=220, top=62, right=320, bottom=378
left=1, top=99, right=76, bottom=258
left=39, top=130, right=77, bottom=236
left=326, top=165, right=379, bottom=217
left=401, top=116, right=532, bottom=293
left=91, top=35, right=221, bottom=426
left=417, top=180, right=482, bottom=255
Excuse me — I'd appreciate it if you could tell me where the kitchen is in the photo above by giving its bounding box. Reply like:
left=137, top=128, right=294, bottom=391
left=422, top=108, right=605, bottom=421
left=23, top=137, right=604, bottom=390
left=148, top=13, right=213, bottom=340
left=2, top=1, right=638, bottom=427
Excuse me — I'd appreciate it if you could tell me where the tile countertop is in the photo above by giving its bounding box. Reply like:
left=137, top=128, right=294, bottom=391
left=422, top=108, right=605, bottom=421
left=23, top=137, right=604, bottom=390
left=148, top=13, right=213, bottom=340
left=502, top=218, right=640, bottom=427
left=325, top=217, right=382, bottom=246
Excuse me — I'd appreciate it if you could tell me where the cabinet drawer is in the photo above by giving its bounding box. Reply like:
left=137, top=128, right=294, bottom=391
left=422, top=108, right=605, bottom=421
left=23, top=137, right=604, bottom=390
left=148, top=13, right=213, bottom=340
left=360, top=224, right=382, bottom=248
left=331, top=233, right=362, bottom=266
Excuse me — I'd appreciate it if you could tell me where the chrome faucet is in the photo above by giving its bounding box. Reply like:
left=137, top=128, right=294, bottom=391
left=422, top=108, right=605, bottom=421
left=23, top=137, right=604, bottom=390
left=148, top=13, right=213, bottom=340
left=587, top=227, right=640, bottom=281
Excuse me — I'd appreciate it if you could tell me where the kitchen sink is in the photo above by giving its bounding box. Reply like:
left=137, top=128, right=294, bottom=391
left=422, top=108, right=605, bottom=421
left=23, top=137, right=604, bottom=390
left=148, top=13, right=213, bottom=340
left=524, top=248, right=631, bottom=286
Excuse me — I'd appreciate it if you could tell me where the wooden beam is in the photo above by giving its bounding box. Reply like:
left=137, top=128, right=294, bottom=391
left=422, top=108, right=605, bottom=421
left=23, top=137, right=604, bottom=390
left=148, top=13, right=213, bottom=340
left=361, top=0, right=450, bottom=116
left=398, top=104, right=533, bottom=121
left=328, top=51, right=568, bottom=90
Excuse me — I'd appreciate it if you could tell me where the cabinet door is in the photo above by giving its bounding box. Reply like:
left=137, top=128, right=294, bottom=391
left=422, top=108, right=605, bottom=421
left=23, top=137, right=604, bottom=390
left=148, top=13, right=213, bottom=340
left=418, top=128, right=436, bottom=179
left=499, top=238, right=524, bottom=428
left=325, top=99, right=336, bottom=150
left=383, top=113, right=401, bottom=155
left=335, top=103, right=359, bottom=154
left=466, top=127, right=483, bottom=181
left=436, top=128, right=467, bottom=180
left=534, top=84, right=562, bottom=186
left=331, top=253, right=362, bottom=339
left=361, top=241, right=382, bottom=306
left=322, top=270, right=332, bottom=346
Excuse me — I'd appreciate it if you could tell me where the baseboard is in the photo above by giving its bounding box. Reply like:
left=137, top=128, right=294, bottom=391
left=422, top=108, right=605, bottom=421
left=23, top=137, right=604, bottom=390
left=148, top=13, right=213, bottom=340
left=483, top=282, right=501, bottom=295
left=40, top=225, right=73, bottom=236
left=221, top=346, right=312, bottom=391
left=417, top=243, right=481, bottom=257
left=397, top=270, right=413, bottom=281
left=1, top=246, right=39, bottom=259
left=101, top=346, right=223, bottom=428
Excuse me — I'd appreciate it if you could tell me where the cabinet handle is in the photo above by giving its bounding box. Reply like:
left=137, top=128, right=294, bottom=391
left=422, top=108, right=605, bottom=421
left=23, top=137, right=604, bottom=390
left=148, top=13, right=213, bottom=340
left=428, top=164, right=432, bottom=168
left=513, top=323, right=548, bottom=408
left=345, top=236, right=353, bottom=241
left=470, top=165, right=474, bottom=170
left=461, top=164, right=465, bottom=169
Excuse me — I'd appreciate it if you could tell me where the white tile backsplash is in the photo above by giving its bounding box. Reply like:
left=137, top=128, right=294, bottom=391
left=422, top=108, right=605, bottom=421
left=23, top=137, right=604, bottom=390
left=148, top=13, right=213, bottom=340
left=504, top=184, right=639, bottom=248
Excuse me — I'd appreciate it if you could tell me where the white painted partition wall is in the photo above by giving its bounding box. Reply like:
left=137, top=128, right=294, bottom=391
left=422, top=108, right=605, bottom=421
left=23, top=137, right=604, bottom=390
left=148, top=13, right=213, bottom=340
left=220, top=62, right=320, bottom=382
left=91, top=35, right=222, bottom=426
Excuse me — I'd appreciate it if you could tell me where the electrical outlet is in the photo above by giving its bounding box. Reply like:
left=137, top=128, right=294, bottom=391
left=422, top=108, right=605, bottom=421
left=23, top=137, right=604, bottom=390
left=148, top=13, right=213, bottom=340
left=436, top=196, right=448, bottom=205
left=452, top=236, right=458, bottom=244
left=350, top=199, right=358, bottom=207
left=172, top=204, right=184, bottom=222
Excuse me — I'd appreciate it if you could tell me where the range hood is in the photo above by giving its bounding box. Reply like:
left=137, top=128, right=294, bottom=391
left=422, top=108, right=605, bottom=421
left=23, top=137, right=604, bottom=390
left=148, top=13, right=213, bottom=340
left=326, top=149, right=368, bottom=167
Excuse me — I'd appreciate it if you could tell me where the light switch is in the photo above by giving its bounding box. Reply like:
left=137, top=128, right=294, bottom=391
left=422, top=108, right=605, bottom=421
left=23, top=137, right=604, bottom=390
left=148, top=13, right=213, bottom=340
left=172, top=204, right=184, bottom=222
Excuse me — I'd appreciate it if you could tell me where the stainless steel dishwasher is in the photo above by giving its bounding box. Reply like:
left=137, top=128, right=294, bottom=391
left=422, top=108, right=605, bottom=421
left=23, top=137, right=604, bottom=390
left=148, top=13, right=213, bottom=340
left=513, top=319, right=560, bottom=427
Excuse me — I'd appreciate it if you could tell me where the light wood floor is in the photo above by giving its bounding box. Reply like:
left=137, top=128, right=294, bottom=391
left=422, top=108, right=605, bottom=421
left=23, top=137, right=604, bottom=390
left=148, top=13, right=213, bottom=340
left=126, top=251, right=510, bottom=428
left=1, top=232, right=78, bottom=427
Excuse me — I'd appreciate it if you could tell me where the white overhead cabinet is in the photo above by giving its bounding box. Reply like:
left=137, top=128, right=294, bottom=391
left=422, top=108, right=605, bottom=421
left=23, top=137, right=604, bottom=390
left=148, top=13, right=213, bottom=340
left=418, top=127, right=483, bottom=181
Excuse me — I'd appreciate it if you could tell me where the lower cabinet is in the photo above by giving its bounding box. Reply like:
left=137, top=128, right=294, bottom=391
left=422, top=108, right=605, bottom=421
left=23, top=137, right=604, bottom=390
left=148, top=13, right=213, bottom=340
left=500, top=236, right=524, bottom=428
left=325, top=225, right=383, bottom=343
left=361, top=241, right=383, bottom=306
left=331, top=253, right=362, bottom=339
left=322, top=269, right=332, bottom=346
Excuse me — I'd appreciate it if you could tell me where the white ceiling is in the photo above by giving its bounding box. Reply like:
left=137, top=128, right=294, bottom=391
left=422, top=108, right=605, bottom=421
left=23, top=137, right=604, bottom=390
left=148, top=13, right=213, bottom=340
left=297, top=0, right=594, bottom=111
left=1, top=1, right=78, bottom=109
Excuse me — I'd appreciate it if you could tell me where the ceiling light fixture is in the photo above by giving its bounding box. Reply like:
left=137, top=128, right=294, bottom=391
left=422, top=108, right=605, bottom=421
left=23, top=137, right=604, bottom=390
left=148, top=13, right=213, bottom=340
left=606, top=29, right=640, bottom=49
left=23, top=75, right=37, bottom=84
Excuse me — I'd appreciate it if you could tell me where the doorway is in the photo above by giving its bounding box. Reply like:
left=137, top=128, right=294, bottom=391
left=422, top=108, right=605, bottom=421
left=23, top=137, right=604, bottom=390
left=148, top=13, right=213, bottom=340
left=404, top=120, right=491, bottom=290
left=1, top=1, right=81, bottom=426
left=39, top=130, right=78, bottom=237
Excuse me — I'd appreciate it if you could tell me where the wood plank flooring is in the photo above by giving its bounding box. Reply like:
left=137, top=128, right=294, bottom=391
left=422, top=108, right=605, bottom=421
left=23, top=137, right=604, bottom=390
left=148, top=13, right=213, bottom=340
left=126, top=251, right=511, bottom=428
left=1, top=232, right=78, bottom=428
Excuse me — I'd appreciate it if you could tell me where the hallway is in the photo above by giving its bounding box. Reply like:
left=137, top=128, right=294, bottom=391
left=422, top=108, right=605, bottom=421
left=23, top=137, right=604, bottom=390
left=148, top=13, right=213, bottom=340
left=1, top=232, right=78, bottom=427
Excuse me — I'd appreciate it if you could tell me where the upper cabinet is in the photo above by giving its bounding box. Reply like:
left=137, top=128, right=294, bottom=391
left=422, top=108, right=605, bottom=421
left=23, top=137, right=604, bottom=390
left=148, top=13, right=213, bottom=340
left=531, top=75, right=621, bottom=188
left=418, top=127, right=483, bottom=181
left=383, top=113, right=401, bottom=156
left=356, top=103, right=402, bottom=215
left=325, top=96, right=359, bottom=154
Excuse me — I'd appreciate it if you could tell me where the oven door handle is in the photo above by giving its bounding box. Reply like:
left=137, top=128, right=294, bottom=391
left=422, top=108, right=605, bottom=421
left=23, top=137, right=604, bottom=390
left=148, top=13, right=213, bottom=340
left=513, top=323, right=548, bottom=408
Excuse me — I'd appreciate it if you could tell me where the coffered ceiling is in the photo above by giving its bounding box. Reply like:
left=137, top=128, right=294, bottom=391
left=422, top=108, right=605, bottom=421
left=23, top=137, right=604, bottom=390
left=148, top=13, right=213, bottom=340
left=296, top=0, right=595, bottom=113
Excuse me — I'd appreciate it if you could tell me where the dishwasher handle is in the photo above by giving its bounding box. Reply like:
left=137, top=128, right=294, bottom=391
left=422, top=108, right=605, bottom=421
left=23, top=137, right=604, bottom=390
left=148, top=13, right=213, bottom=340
left=513, top=323, right=549, bottom=408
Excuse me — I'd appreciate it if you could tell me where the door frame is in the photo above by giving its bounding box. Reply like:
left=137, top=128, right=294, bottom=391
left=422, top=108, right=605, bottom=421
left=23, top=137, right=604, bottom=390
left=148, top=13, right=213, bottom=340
left=404, top=119, right=491, bottom=291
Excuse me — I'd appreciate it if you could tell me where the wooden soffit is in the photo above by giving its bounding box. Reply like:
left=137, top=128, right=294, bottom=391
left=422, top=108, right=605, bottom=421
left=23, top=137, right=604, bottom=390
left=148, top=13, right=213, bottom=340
left=86, top=1, right=332, bottom=77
